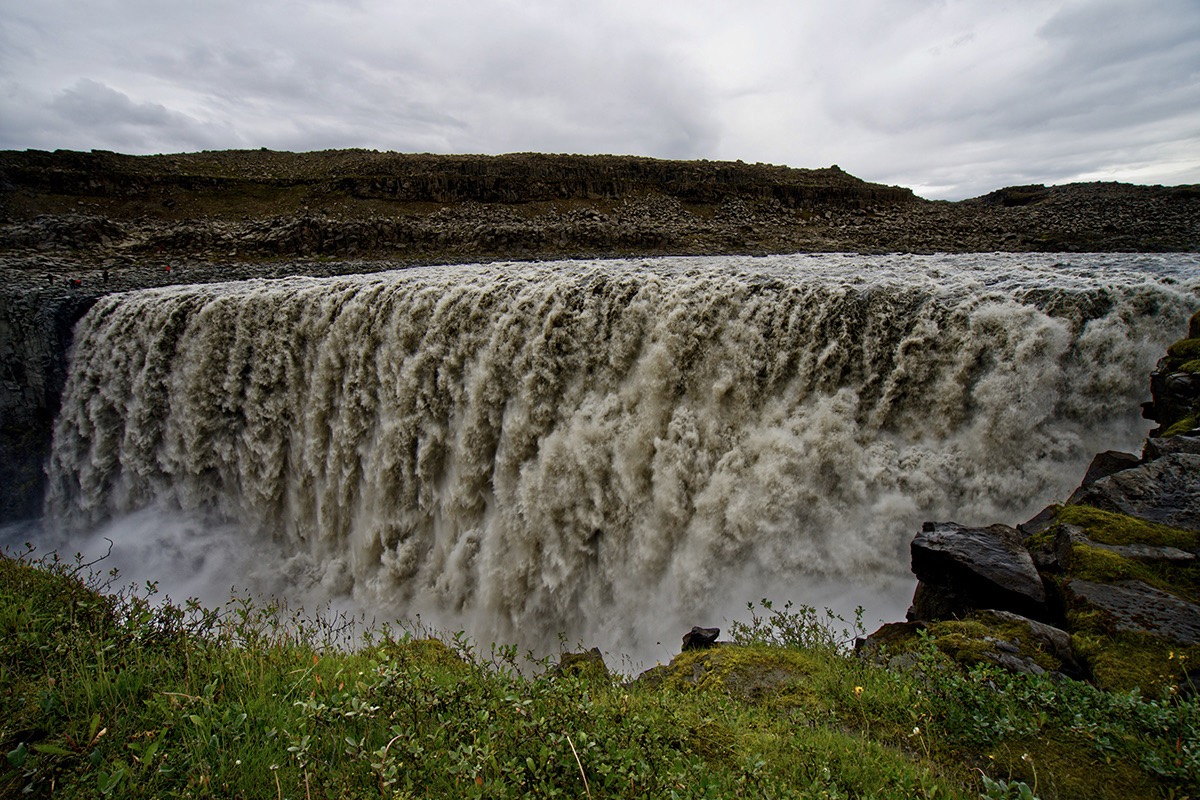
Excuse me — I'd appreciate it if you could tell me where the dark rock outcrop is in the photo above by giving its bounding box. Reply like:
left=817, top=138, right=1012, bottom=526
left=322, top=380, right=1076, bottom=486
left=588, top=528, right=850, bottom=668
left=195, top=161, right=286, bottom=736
left=909, top=522, right=1046, bottom=621
left=1064, top=580, right=1200, bottom=645
left=0, top=286, right=99, bottom=521
left=1142, top=433, right=1200, bottom=460
left=1, top=151, right=1197, bottom=261
left=1055, top=524, right=1195, bottom=569
left=1067, top=450, right=1141, bottom=503
left=682, top=626, right=721, bottom=651
left=1068, top=453, right=1200, bottom=533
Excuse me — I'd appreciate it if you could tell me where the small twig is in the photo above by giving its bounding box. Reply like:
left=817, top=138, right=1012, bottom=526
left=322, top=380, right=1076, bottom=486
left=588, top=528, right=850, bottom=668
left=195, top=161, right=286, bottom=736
left=76, top=538, right=115, bottom=571
left=565, top=733, right=591, bottom=800
left=377, top=733, right=405, bottom=795
left=273, top=769, right=282, bottom=800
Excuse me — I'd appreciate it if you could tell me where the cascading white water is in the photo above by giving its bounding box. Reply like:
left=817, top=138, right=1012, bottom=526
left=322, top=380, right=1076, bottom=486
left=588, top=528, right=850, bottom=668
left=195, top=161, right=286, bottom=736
left=42, top=253, right=1200, bottom=658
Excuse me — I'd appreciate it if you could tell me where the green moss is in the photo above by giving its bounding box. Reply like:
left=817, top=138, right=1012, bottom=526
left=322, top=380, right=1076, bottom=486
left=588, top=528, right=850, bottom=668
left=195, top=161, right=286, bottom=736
left=1023, top=524, right=1058, bottom=553
left=1057, top=532, right=1200, bottom=600
left=1069, top=545, right=1145, bottom=583
left=1162, top=415, right=1198, bottom=437
left=1178, top=359, right=1200, bottom=373
left=659, top=645, right=821, bottom=703
left=923, top=615, right=1062, bottom=673
left=554, top=648, right=611, bottom=681
left=1166, top=338, right=1200, bottom=360
left=1054, top=506, right=1199, bottom=549
left=1068, top=627, right=1200, bottom=693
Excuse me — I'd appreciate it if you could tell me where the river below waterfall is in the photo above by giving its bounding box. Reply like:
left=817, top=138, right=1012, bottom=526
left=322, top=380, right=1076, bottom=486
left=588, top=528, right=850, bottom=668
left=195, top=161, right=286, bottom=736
left=13, top=252, right=1200, bottom=663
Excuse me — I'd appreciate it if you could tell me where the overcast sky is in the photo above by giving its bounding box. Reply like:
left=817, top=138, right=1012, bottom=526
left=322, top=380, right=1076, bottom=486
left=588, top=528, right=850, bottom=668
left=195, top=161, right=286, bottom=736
left=1, top=0, right=1197, bottom=199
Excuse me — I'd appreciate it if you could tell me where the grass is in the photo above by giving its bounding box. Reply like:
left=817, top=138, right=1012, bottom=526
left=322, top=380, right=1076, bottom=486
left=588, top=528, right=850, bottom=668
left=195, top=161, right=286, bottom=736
left=2, top=552, right=1198, bottom=799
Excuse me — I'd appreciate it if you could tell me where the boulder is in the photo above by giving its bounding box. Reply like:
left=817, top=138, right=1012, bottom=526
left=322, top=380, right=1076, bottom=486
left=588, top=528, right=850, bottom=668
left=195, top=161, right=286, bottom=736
left=1017, top=504, right=1057, bottom=537
left=1065, top=580, right=1200, bottom=645
left=1066, top=451, right=1140, bottom=507
left=1068, top=453, right=1200, bottom=532
left=909, top=522, right=1047, bottom=620
left=864, top=612, right=1084, bottom=679
left=682, top=626, right=721, bottom=651
left=979, top=609, right=1085, bottom=678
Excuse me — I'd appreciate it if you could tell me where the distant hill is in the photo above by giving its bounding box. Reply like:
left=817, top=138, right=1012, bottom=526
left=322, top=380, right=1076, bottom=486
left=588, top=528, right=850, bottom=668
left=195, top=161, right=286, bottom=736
left=1, top=149, right=1197, bottom=257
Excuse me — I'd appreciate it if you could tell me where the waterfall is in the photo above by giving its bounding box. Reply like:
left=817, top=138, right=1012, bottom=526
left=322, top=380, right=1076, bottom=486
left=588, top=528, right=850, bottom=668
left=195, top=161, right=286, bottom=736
left=43, top=253, right=1200, bottom=656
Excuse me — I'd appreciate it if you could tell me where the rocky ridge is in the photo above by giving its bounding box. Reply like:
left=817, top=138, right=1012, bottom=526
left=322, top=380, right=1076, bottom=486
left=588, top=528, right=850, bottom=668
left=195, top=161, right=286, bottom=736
left=1, top=150, right=1197, bottom=265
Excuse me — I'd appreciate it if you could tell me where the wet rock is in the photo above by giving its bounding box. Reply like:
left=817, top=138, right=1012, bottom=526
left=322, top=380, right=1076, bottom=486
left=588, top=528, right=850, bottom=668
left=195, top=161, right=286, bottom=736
left=1065, top=580, right=1200, bottom=645
left=1066, top=450, right=1141, bottom=504
left=1017, top=505, right=1057, bottom=538
left=1068, top=453, right=1200, bottom=533
left=1143, top=434, right=1200, bottom=461
left=909, top=522, right=1047, bottom=620
left=682, top=626, right=721, bottom=651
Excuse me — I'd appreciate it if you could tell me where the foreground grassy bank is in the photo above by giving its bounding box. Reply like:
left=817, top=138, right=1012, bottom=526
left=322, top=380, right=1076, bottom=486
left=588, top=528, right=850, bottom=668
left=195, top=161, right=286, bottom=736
left=1, top=549, right=1196, bottom=799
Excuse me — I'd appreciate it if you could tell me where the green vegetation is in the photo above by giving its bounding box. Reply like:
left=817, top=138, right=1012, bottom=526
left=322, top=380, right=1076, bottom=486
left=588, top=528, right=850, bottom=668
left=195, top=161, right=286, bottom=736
left=2, top=554, right=1198, bottom=798
left=1163, top=415, right=1199, bottom=437
left=1166, top=339, right=1200, bottom=361
left=1161, top=337, right=1200, bottom=388
left=1037, top=507, right=1200, bottom=694
left=1053, top=506, right=1200, bottom=551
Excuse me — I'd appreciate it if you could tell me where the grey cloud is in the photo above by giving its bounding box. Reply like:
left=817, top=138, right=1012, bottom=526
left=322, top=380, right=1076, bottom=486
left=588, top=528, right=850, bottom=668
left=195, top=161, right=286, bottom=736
left=37, top=79, right=231, bottom=152
left=0, top=0, right=1196, bottom=200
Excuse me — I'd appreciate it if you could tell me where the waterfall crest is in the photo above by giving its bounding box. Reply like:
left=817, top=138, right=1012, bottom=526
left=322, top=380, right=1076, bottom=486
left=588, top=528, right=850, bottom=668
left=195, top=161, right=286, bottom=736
left=45, top=253, right=1200, bottom=652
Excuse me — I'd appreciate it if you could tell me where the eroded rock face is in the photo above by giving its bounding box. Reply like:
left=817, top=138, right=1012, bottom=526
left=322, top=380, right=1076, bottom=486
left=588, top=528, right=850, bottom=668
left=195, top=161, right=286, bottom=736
left=909, top=522, right=1047, bottom=621
left=1068, top=453, right=1200, bottom=533
left=1065, top=580, right=1200, bottom=645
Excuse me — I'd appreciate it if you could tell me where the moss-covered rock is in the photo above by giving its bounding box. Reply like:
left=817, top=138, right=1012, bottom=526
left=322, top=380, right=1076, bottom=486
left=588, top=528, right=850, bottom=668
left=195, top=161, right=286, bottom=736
left=1054, top=505, right=1200, bottom=550
left=864, top=609, right=1084, bottom=678
left=650, top=645, right=824, bottom=705
left=553, top=646, right=611, bottom=681
left=1047, top=506, right=1200, bottom=691
left=1163, top=415, right=1199, bottom=437
left=1167, top=338, right=1200, bottom=361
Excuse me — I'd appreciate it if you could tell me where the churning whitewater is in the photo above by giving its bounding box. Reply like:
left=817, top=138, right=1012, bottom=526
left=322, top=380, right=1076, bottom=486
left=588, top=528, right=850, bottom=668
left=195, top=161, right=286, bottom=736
left=43, top=253, right=1200, bottom=656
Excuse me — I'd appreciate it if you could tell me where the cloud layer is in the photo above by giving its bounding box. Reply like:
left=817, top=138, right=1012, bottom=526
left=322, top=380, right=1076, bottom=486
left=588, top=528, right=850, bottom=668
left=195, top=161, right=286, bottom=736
left=1, top=0, right=1197, bottom=199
